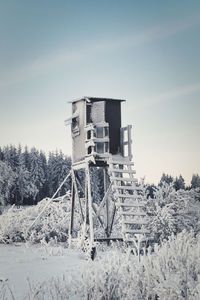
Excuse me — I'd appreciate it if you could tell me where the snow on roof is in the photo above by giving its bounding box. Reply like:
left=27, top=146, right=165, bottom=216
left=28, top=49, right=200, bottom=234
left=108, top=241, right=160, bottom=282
left=69, top=97, right=126, bottom=104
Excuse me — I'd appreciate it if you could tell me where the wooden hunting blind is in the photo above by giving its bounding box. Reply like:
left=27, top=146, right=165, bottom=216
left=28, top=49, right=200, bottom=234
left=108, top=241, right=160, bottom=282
left=65, top=96, right=149, bottom=254
left=27, top=96, right=150, bottom=257
left=65, top=97, right=126, bottom=166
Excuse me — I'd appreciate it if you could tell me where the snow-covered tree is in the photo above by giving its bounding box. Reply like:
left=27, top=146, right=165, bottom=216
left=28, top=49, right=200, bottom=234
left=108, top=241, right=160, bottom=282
left=47, top=151, right=71, bottom=197
left=15, top=153, right=38, bottom=205
left=22, top=145, right=31, bottom=171
left=0, top=161, right=16, bottom=205
left=29, top=147, right=46, bottom=202
left=159, top=173, right=174, bottom=186
left=0, top=146, right=4, bottom=161
left=2, top=145, right=19, bottom=171
left=147, top=183, right=200, bottom=243
left=173, top=174, right=185, bottom=191
left=191, top=174, right=200, bottom=189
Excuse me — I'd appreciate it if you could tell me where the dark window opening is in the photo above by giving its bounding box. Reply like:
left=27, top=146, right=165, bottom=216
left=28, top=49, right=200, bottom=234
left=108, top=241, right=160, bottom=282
left=105, top=127, right=109, bottom=137
left=87, top=130, right=91, bottom=140
left=105, top=142, right=109, bottom=152
left=88, top=146, right=92, bottom=154
left=86, top=104, right=92, bottom=124
left=72, top=117, right=79, bottom=136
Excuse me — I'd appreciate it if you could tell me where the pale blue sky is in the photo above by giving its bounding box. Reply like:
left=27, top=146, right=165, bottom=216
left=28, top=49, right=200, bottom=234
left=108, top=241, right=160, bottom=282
left=0, top=0, right=200, bottom=184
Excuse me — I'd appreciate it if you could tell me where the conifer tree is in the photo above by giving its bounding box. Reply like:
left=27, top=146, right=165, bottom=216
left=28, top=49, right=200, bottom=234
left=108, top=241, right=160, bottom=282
left=191, top=174, right=200, bottom=189
left=159, top=173, right=174, bottom=186
left=29, top=147, right=46, bottom=202
left=0, top=161, right=16, bottom=205
left=15, top=152, right=38, bottom=205
left=38, top=150, right=48, bottom=199
left=173, top=175, right=185, bottom=191
left=3, top=145, right=19, bottom=172
left=47, top=150, right=71, bottom=197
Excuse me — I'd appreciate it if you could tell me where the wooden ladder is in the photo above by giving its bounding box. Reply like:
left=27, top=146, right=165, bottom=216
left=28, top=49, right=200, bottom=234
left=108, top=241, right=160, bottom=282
left=108, top=155, right=149, bottom=249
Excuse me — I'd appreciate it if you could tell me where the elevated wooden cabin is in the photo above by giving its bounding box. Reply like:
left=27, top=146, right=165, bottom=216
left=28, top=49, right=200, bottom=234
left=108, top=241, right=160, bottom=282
left=66, top=97, right=127, bottom=166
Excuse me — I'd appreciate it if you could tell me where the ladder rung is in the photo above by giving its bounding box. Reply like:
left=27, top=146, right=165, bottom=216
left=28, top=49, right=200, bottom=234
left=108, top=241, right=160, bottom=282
left=124, top=229, right=150, bottom=234
left=109, top=168, right=136, bottom=174
left=121, top=211, right=146, bottom=216
left=113, top=185, right=139, bottom=191
left=116, top=202, right=146, bottom=207
left=116, top=194, right=143, bottom=199
left=110, top=177, right=138, bottom=183
left=125, top=237, right=149, bottom=243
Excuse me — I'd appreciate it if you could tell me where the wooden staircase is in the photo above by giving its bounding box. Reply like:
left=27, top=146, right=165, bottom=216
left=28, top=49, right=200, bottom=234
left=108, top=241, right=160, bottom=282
left=108, top=155, right=149, bottom=247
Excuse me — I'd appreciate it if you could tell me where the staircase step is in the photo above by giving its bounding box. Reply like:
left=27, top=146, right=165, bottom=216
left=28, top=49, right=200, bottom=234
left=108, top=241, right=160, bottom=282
left=113, top=185, right=140, bottom=191
left=116, top=194, right=143, bottom=199
left=125, top=237, right=148, bottom=243
left=109, top=168, right=136, bottom=174
left=110, top=176, right=138, bottom=183
left=116, top=202, right=146, bottom=207
left=121, top=211, right=146, bottom=216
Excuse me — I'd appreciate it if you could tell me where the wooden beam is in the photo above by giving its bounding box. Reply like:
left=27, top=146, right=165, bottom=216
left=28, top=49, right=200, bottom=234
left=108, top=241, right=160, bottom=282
left=72, top=170, right=84, bottom=222
left=93, top=182, right=112, bottom=222
left=86, top=163, right=94, bottom=243
left=108, top=203, right=116, bottom=236
left=104, top=167, right=109, bottom=237
left=94, top=237, right=123, bottom=242
left=76, top=171, right=104, bottom=228
left=27, top=172, right=71, bottom=234
left=69, top=180, right=75, bottom=238
left=127, top=125, right=132, bottom=160
left=92, top=204, right=104, bottom=228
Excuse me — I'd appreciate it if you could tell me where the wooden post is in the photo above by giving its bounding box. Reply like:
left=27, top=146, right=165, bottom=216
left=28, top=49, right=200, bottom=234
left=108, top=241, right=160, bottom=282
left=120, top=127, right=124, bottom=157
left=127, top=125, right=132, bottom=160
left=86, top=163, right=94, bottom=244
left=84, top=167, right=89, bottom=230
left=108, top=204, right=116, bottom=236
left=72, top=170, right=84, bottom=222
left=104, top=167, right=109, bottom=237
left=69, top=178, right=75, bottom=246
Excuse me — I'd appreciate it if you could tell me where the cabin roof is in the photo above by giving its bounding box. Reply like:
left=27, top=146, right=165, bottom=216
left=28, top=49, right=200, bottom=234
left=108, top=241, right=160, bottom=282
left=69, top=96, right=126, bottom=104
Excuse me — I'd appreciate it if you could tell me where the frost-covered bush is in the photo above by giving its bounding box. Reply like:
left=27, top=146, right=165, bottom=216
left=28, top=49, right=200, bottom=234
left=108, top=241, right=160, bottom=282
left=25, top=251, right=151, bottom=300
left=144, top=230, right=200, bottom=299
left=0, top=198, right=81, bottom=244
left=147, top=183, right=200, bottom=243
left=0, top=281, right=15, bottom=300
left=25, top=231, right=199, bottom=300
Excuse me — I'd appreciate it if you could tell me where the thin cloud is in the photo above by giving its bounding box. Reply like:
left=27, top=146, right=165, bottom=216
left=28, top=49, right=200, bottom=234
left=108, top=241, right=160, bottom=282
left=91, top=15, right=200, bottom=53
left=1, top=15, right=200, bottom=87
left=138, top=82, right=200, bottom=109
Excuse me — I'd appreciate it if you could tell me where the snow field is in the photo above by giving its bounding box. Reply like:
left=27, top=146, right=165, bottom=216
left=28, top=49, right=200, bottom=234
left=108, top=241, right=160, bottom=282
left=0, top=183, right=200, bottom=299
left=1, top=231, right=200, bottom=300
left=0, top=244, right=86, bottom=299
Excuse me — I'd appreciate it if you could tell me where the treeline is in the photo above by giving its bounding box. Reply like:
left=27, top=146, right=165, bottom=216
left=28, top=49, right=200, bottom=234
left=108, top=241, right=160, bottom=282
left=1, top=145, right=200, bottom=206
left=146, top=172, right=200, bottom=198
left=0, top=145, right=71, bottom=206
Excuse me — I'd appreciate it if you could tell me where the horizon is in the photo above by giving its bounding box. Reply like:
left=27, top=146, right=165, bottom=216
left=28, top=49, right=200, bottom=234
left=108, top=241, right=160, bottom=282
left=0, top=1, right=200, bottom=185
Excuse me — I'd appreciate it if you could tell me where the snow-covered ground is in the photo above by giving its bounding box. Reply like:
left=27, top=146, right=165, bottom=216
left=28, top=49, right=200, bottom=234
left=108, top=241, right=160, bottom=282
left=0, top=244, right=86, bottom=299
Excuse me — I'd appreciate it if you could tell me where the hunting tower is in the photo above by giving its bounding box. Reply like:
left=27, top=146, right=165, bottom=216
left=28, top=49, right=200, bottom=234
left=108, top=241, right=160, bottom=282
left=66, top=97, right=149, bottom=254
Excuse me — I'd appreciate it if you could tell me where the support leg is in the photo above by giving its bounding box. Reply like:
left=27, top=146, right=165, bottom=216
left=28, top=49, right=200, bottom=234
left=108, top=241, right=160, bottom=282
left=86, top=163, right=94, bottom=245
left=69, top=180, right=75, bottom=246
left=104, top=167, right=109, bottom=238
